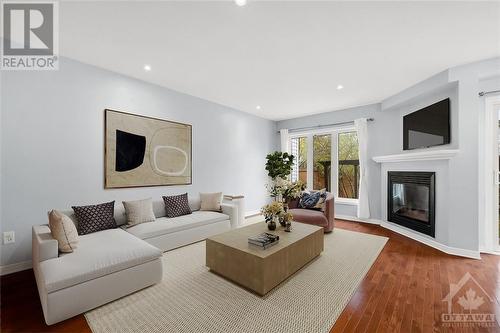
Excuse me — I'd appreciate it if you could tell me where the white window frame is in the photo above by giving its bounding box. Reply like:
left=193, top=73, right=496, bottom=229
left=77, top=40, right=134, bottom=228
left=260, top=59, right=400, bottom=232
left=288, top=125, right=359, bottom=204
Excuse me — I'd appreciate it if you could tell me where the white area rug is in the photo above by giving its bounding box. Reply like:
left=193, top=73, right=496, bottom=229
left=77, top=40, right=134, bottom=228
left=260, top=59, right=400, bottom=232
left=85, top=228, right=388, bottom=333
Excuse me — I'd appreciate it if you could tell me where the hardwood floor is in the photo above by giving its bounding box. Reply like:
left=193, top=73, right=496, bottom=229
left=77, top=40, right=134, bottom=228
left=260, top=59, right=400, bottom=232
left=2, top=220, right=499, bottom=333
left=331, top=221, right=500, bottom=333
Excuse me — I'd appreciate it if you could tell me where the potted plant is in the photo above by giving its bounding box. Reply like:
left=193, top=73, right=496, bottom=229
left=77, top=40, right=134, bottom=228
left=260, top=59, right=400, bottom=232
left=265, top=151, right=295, bottom=180
left=260, top=201, right=285, bottom=230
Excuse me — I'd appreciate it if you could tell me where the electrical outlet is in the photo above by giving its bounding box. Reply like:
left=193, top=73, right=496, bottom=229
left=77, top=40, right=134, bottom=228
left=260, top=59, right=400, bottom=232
left=3, top=231, right=15, bottom=244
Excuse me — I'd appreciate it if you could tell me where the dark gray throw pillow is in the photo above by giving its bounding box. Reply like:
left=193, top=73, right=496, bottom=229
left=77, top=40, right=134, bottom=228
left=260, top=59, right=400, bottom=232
left=72, top=201, right=117, bottom=235
left=163, top=193, right=192, bottom=218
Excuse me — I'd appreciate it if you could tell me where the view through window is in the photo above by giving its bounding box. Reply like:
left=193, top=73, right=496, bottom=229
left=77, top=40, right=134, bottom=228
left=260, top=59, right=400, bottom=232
left=313, top=134, right=332, bottom=191
left=290, top=136, right=307, bottom=184
left=338, top=132, right=360, bottom=199
left=290, top=130, right=359, bottom=199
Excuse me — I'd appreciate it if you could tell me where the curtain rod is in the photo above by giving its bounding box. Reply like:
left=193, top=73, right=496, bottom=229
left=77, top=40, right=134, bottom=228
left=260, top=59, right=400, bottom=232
left=278, top=118, right=374, bottom=134
left=479, top=90, right=500, bottom=97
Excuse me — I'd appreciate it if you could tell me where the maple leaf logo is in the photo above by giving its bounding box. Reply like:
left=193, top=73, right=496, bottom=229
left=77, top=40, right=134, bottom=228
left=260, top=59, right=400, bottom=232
left=457, top=288, right=484, bottom=313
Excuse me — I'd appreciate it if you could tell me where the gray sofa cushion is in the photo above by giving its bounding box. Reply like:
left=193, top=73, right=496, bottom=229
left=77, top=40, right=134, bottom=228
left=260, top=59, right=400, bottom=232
left=39, top=229, right=162, bottom=293
left=126, top=211, right=229, bottom=240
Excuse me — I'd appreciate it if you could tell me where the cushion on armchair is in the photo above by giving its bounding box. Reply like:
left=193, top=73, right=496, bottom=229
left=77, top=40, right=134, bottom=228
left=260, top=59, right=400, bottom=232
left=299, top=189, right=327, bottom=210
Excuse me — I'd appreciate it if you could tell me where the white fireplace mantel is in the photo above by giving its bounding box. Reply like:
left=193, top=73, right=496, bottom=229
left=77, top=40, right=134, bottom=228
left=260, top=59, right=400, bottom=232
left=372, top=149, right=459, bottom=163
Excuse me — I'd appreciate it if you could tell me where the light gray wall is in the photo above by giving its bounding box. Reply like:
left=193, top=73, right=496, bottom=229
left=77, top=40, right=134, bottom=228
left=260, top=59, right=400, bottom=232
left=446, top=57, right=500, bottom=251
left=277, top=57, right=500, bottom=253
left=275, top=90, right=460, bottom=221
left=276, top=104, right=387, bottom=220
left=0, top=58, right=276, bottom=266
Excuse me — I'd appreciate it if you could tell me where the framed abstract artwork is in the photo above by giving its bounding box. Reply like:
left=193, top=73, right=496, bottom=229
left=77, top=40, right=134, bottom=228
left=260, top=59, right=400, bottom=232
left=104, top=109, right=192, bottom=188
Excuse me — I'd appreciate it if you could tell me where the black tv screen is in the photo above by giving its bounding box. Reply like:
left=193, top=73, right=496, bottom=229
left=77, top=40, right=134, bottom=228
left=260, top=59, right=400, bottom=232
left=403, top=98, right=450, bottom=150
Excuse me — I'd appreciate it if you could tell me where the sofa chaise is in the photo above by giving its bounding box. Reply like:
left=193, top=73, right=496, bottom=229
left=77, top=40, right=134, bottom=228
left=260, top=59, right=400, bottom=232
left=32, top=198, right=237, bottom=325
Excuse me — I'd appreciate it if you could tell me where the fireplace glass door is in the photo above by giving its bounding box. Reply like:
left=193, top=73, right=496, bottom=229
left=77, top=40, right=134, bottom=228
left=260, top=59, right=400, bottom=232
left=388, top=171, right=435, bottom=237
left=392, top=183, right=430, bottom=224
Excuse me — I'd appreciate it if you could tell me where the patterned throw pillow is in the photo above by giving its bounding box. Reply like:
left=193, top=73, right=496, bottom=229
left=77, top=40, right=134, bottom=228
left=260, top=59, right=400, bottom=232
left=163, top=193, right=192, bottom=218
left=72, top=201, right=117, bottom=235
left=312, top=189, right=328, bottom=210
left=299, top=191, right=320, bottom=209
left=299, top=189, right=327, bottom=210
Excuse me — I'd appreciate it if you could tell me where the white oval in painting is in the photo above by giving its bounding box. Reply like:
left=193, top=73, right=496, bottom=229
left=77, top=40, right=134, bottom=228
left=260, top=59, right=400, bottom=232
left=152, top=145, right=188, bottom=176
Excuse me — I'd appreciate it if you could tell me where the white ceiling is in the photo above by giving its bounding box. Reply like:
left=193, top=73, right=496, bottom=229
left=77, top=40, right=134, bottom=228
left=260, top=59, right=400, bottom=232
left=58, top=1, right=500, bottom=120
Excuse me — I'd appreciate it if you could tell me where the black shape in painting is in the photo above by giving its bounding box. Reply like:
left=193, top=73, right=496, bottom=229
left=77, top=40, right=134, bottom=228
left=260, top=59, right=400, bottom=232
left=115, top=130, right=146, bottom=172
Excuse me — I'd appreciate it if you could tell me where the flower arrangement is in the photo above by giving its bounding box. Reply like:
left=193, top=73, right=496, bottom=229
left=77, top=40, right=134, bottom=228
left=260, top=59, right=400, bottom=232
left=261, top=201, right=295, bottom=231
left=266, top=177, right=306, bottom=201
left=282, top=180, right=306, bottom=200
left=281, top=211, right=293, bottom=223
left=260, top=201, right=285, bottom=222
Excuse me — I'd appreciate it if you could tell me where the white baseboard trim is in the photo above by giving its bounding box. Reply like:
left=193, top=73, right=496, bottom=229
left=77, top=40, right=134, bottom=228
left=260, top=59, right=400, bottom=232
left=380, top=221, right=481, bottom=259
left=245, top=210, right=261, bottom=218
left=479, top=248, right=500, bottom=256
left=335, top=214, right=381, bottom=225
left=0, top=260, right=32, bottom=276
left=335, top=214, right=481, bottom=259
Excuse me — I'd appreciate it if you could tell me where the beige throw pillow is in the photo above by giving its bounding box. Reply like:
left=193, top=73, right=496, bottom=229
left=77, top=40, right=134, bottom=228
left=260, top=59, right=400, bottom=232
left=48, top=210, right=79, bottom=253
left=200, top=192, right=223, bottom=212
left=313, top=188, right=328, bottom=210
left=122, top=198, right=156, bottom=227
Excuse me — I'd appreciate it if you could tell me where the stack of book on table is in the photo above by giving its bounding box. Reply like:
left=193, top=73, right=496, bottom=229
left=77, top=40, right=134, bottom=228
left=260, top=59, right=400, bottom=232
left=248, top=233, right=279, bottom=249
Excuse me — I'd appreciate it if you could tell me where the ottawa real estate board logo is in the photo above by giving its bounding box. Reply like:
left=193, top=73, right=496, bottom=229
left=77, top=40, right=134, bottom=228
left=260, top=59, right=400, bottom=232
left=1, top=1, right=58, bottom=70
left=441, top=272, right=497, bottom=329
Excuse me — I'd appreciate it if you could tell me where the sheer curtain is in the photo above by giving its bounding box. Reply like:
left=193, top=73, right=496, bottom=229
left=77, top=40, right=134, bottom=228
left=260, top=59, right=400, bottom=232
left=354, top=118, right=370, bottom=219
left=280, top=129, right=289, bottom=153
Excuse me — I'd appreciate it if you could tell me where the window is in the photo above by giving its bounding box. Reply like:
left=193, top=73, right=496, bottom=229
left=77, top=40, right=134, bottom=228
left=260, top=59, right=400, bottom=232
left=290, top=136, right=308, bottom=183
left=289, top=129, right=359, bottom=200
left=313, top=134, right=331, bottom=191
left=338, top=132, right=359, bottom=199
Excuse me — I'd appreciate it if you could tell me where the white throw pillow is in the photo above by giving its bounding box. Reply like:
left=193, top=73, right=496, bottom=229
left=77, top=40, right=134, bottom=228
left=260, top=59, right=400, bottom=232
left=200, top=192, right=223, bottom=212
left=122, top=198, right=156, bottom=227
left=48, top=210, right=79, bottom=253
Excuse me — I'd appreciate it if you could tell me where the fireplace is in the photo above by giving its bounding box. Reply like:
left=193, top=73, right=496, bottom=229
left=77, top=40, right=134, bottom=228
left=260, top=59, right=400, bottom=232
left=388, top=171, right=435, bottom=237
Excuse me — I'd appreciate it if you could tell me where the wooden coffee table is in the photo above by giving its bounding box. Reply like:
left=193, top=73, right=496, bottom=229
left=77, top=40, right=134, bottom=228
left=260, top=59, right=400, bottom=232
left=206, top=221, right=324, bottom=296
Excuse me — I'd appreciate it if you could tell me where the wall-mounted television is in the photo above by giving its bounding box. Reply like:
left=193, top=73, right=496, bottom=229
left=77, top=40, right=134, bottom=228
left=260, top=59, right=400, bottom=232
left=403, top=98, right=450, bottom=150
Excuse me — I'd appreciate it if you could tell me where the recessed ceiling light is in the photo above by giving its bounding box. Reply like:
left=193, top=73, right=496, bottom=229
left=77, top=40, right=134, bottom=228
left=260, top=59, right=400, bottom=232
left=256, top=105, right=261, bottom=110
left=144, top=64, right=152, bottom=71
left=235, top=0, right=247, bottom=6
left=337, top=85, right=344, bottom=90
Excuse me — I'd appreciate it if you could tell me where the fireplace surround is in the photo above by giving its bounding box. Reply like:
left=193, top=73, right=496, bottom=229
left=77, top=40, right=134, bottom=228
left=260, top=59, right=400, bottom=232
left=387, top=171, right=435, bottom=237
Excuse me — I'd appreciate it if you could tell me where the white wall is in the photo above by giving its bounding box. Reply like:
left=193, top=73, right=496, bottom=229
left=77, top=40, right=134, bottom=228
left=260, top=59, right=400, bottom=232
left=0, top=58, right=276, bottom=267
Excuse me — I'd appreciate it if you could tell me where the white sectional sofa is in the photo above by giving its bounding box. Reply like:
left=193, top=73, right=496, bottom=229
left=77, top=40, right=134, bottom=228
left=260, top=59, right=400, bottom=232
left=32, top=198, right=237, bottom=325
